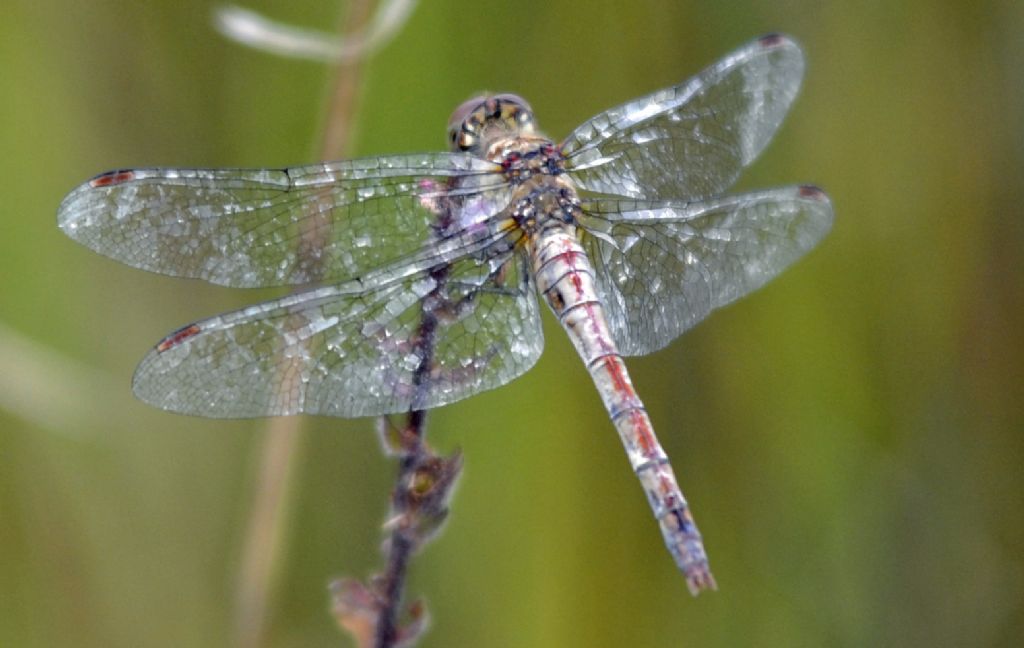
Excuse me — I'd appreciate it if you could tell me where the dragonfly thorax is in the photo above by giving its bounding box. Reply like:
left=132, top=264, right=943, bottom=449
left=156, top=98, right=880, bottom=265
left=508, top=175, right=582, bottom=236
left=447, top=94, right=536, bottom=155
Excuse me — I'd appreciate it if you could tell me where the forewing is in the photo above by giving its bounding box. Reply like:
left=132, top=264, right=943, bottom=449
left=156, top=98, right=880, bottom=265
left=132, top=243, right=543, bottom=418
left=579, top=186, right=833, bottom=356
left=562, top=35, right=804, bottom=201
left=58, top=154, right=507, bottom=287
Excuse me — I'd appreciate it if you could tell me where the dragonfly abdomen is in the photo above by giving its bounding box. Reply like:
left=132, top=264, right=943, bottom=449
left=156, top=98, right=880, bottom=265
left=528, top=225, right=716, bottom=594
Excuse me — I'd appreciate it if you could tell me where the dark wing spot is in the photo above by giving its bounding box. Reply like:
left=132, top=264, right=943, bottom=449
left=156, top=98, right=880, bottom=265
left=798, top=185, right=827, bottom=200
left=89, top=169, right=136, bottom=188
left=758, top=33, right=786, bottom=47
left=156, top=324, right=202, bottom=352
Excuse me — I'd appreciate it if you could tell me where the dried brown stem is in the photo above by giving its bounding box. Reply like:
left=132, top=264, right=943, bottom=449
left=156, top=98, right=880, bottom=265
left=234, top=3, right=376, bottom=648
left=371, top=274, right=459, bottom=646
left=373, top=411, right=426, bottom=648
left=233, top=419, right=303, bottom=648
left=319, top=0, right=375, bottom=161
left=366, top=409, right=461, bottom=648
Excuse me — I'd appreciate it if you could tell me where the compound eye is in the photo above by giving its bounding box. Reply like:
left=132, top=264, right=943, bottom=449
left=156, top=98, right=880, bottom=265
left=494, top=93, right=535, bottom=130
left=447, top=95, right=487, bottom=135
left=493, top=93, right=532, bottom=113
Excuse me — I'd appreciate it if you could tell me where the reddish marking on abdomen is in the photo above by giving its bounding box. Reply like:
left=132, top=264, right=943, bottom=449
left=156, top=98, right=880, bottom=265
left=547, top=248, right=583, bottom=267
left=157, top=324, right=201, bottom=352
left=604, top=356, right=657, bottom=454
left=628, top=408, right=658, bottom=456
left=581, top=301, right=614, bottom=355
left=89, top=170, right=136, bottom=188
left=570, top=272, right=584, bottom=299
left=538, top=247, right=589, bottom=301
left=536, top=249, right=586, bottom=275
left=604, top=356, right=632, bottom=395
left=658, top=474, right=678, bottom=501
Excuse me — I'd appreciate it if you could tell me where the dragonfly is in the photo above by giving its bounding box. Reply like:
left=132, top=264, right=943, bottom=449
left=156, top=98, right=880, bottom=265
left=58, top=34, right=832, bottom=595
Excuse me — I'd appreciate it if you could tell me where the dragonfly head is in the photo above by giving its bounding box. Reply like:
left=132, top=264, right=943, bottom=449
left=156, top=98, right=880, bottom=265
left=447, top=93, right=536, bottom=155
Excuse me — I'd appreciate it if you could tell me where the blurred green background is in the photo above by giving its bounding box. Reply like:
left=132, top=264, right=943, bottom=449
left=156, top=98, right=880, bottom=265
left=2, top=1, right=1022, bottom=646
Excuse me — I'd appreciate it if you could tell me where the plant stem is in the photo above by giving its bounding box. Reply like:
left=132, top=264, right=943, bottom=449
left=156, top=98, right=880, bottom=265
left=234, top=2, right=375, bottom=647
left=373, top=411, right=426, bottom=648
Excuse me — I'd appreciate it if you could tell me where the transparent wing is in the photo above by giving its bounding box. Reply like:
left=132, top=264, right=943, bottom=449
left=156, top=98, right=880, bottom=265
left=579, top=186, right=833, bottom=356
left=132, top=241, right=544, bottom=418
left=562, top=34, right=804, bottom=201
left=57, top=153, right=508, bottom=288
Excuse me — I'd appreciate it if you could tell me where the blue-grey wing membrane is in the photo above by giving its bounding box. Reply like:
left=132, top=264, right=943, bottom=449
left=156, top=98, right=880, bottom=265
left=579, top=186, right=833, bottom=356
left=57, top=153, right=506, bottom=288
left=562, top=35, right=805, bottom=201
left=132, top=243, right=544, bottom=417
